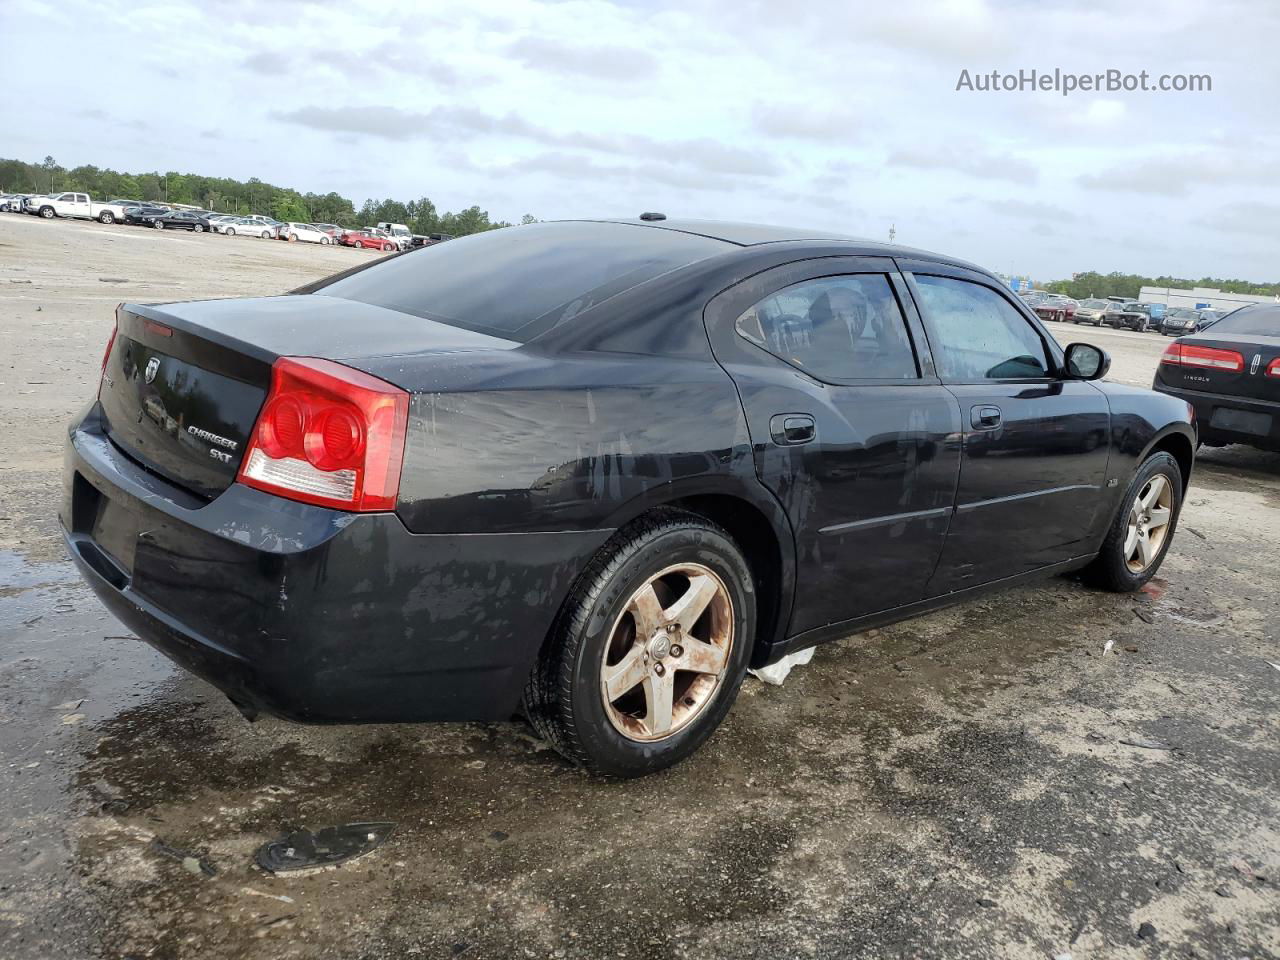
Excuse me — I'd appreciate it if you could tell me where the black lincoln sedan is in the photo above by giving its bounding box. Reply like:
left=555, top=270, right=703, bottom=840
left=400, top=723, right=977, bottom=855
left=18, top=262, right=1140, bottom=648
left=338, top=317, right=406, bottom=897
left=1154, top=303, right=1279, bottom=452
left=61, top=218, right=1196, bottom=777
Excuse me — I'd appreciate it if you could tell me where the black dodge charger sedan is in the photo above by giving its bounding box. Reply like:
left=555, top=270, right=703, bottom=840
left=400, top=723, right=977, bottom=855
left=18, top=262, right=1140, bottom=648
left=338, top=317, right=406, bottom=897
left=62, top=218, right=1196, bottom=777
left=1154, top=303, right=1279, bottom=452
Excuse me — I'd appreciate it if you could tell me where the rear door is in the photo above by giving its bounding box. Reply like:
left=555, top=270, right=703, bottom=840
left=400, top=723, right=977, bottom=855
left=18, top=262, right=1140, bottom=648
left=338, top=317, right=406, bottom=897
left=900, top=263, right=1111, bottom=593
left=704, top=257, right=962, bottom=634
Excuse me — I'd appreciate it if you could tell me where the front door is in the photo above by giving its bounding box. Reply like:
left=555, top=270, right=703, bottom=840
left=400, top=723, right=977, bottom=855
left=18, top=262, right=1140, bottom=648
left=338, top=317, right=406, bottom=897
left=704, top=257, right=963, bottom=637
left=901, top=265, right=1111, bottom=593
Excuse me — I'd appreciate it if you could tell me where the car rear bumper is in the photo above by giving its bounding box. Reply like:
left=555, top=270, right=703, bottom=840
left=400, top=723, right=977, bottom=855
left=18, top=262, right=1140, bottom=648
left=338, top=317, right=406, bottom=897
left=61, top=403, right=611, bottom=723
left=1153, top=383, right=1280, bottom=450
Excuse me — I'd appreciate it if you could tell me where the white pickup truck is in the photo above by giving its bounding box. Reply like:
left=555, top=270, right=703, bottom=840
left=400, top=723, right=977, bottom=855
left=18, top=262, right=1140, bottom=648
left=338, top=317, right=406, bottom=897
left=30, top=192, right=132, bottom=224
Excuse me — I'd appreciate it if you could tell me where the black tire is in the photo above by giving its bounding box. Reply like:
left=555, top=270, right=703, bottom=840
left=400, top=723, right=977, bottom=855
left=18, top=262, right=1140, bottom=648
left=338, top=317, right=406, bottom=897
left=226, top=228, right=236, bottom=236
left=1083, top=451, right=1183, bottom=592
left=39, top=206, right=54, bottom=219
left=524, top=508, right=756, bottom=777
left=193, top=223, right=204, bottom=233
left=98, top=211, right=114, bottom=224
left=153, top=220, right=164, bottom=230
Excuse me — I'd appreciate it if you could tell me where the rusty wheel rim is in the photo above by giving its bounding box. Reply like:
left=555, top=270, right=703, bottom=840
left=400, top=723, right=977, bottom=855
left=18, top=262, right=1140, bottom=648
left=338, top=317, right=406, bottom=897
left=1124, top=474, right=1173, bottom=573
left=600, top=562, right=734, bottom=742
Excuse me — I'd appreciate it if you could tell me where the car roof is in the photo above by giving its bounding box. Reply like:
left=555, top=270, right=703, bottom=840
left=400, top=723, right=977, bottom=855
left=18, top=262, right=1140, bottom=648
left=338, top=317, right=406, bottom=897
left=568, top=217, right=989, bottom=272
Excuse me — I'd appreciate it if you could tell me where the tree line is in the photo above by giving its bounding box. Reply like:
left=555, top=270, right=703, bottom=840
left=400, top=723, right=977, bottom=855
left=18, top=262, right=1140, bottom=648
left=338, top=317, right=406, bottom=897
left=1044, top=271, right=1280, bottom=301
left=0, top=155, right=535, bottom=237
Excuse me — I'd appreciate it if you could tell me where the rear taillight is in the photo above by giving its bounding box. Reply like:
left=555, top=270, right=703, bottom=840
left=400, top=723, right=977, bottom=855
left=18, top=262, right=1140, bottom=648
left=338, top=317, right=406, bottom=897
left=238, top=357, right=409, bottom=512
left=101, top=325, right=117, bottom=374
left=98, top=323, right=118, bottom=400
left=1267, top=357, right=1280, bottom=379
left=1160, top=343, right=1245, bottom=372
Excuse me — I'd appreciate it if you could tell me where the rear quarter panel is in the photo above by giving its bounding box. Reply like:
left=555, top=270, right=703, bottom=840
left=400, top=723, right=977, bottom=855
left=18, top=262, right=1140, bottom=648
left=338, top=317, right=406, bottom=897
left=1090, top=381, right=1197, bottom=538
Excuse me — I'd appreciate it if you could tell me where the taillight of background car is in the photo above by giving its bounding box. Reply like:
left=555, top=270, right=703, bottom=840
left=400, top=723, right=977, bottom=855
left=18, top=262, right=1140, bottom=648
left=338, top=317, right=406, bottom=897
left=1159, top=343, right=1245, bottom=372
left=1268, top=357, right=1280, bottom=379
left=238, top=357, right=409, bottom=511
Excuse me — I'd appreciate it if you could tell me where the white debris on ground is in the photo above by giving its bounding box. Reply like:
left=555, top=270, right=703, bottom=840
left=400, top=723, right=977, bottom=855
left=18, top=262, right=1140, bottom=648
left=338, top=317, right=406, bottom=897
left=749, top=646, right=815, bottom=685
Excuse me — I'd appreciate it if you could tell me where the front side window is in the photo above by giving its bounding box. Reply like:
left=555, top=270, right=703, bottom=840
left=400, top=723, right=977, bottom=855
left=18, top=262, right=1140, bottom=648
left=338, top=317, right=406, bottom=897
left=734, top=274, right=918, bottom=381
left=913, top=275, right=1051, bottom=381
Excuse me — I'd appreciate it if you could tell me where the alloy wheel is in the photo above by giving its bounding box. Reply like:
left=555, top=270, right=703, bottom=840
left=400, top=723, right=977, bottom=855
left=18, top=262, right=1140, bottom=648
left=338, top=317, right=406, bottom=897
left=600, top=563, right=734, bottom=742
left=1124, top=475, right=1173, bottom=573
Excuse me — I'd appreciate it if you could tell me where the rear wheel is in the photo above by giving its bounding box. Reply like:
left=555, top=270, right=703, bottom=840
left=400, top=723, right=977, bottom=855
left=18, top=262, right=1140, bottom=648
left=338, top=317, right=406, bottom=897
left=154, top=220, right=164, bottom=229
left=98, top=211, right=114, bottom=224
left=1084, top=452, right=1182, bottom=592
left=524, top=509, right=755, bottom=777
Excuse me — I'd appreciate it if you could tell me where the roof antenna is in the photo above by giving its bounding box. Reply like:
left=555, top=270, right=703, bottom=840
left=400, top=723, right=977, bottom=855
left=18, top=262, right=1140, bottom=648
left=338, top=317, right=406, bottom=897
left=639, top=212, right=666, bottom=221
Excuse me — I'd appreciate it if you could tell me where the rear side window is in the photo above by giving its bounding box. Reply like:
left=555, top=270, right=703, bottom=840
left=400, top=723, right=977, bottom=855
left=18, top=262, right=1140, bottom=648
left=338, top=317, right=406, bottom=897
left=314, top=221, right=729, bottom=341
left=1207, top=307, right=1279, bottom=337
left=913, top=275, right=1051, bottom=380
left=734, top=274, right=918, bottom=381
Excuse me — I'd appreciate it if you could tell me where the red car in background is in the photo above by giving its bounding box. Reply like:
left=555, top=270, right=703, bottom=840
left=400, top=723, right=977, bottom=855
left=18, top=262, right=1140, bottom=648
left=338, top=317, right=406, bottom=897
left=1034, top=295, right=1078, bottom=322
left=340, top=229, right=397, bottom=252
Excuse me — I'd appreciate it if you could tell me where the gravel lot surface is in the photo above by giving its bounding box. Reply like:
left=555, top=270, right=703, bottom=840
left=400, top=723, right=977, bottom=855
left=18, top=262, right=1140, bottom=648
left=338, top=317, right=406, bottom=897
left=2, top=215, right=1277, bottom=960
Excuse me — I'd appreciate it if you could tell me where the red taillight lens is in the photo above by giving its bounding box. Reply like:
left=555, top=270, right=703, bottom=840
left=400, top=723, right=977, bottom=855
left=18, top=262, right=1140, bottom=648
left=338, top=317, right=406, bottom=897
left=101, top=325, right=117, bottom=374
left=98, top=323, right=118, bottom=401
left=1267, top=357, right=1280, bottom=379
left=237, top=357, right=409, bottom=512
left=1159, top=343, right=1244, bottom=372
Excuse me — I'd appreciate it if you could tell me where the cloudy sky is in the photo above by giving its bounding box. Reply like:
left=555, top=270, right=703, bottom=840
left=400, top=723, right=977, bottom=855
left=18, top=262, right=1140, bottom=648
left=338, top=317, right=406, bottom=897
left=4, top=0, right=1279, bottom=281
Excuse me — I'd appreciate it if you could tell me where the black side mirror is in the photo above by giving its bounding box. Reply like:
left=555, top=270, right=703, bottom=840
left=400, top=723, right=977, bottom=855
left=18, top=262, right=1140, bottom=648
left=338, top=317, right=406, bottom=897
left=1064, top=342, right=1110, bottom=380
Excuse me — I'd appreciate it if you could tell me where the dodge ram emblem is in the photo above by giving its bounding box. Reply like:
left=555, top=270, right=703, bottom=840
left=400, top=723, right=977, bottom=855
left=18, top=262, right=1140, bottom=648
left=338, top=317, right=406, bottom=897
left=144, top=357, right=160, bottom=384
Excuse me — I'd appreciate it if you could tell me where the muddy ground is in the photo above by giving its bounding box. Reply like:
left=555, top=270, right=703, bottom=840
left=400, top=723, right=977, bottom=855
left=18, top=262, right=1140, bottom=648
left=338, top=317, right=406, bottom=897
left=1, top=215, right=1277, bottom=960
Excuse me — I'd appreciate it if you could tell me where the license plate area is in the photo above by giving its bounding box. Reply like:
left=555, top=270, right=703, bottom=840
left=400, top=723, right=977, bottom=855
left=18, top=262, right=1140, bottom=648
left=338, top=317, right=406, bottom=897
left=73, top=472, right=139, bottom=574
left=1210, top=406, right=1272, bottom=436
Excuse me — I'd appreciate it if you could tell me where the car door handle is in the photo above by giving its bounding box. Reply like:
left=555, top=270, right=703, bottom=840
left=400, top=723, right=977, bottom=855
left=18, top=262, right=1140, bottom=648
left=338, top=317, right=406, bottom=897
left=970, top=405, right=1002, bottom=430
left=769, top=413, right=816, bottom=446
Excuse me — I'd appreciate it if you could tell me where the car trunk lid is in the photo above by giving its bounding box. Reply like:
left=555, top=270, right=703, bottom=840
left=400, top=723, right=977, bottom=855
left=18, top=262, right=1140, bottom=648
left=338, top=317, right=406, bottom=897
left=99, top=296, right=516, bottom=499
left=1157, top=333, right=1280, bottom=404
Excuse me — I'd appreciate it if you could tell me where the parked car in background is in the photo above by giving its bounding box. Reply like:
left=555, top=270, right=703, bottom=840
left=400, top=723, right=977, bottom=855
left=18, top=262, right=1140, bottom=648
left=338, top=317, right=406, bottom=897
left=1154, top=304, right=1279, bottom=452
left=1034, top=294, right=1078, bottom=322
left=1, top=193, right=33, bottom=212
left=313, top=223, right=342, bottom=239
left=144, top=210, right=213, bottom=232
left=1162, top=307, right=1218, bottom=337
left=1073, top=298, right=1125, bottom=326
left=124, top=204, right=171, bottom=225
left=375, top=221, right=413, bottom=250
left=279, top=222, right=335, bottom=244
left=64, top=217, right=1195, bottom=777
left=28, top=192, right=132, bottom=224
left=1112, top=302, right=1165, bottom=332
left=411, top=232, right=454, bottom=248
left=341, top=229, right=398, bottom=251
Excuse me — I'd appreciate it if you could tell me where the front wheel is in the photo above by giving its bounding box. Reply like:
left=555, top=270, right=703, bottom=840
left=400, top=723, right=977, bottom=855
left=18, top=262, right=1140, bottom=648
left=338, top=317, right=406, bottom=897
left=320, top=236, right=331, bottom=244
left=260, top=230, right=271, bottom=239
left=226, top=228, right=236, bottom=236
left=524, top=509, right=755, bottom=777
left=39, top=206, right=55, bottom=219
left=1084, top=452, right=1182, bottom=592
left=193, top=224, right=204, bottom=233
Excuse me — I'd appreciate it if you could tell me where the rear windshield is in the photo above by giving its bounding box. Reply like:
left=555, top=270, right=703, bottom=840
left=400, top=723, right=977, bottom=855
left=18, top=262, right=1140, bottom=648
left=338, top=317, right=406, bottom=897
left=1207, top=307, right=1279, bottom=337
left=313, top=221, right=730, bottom=341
